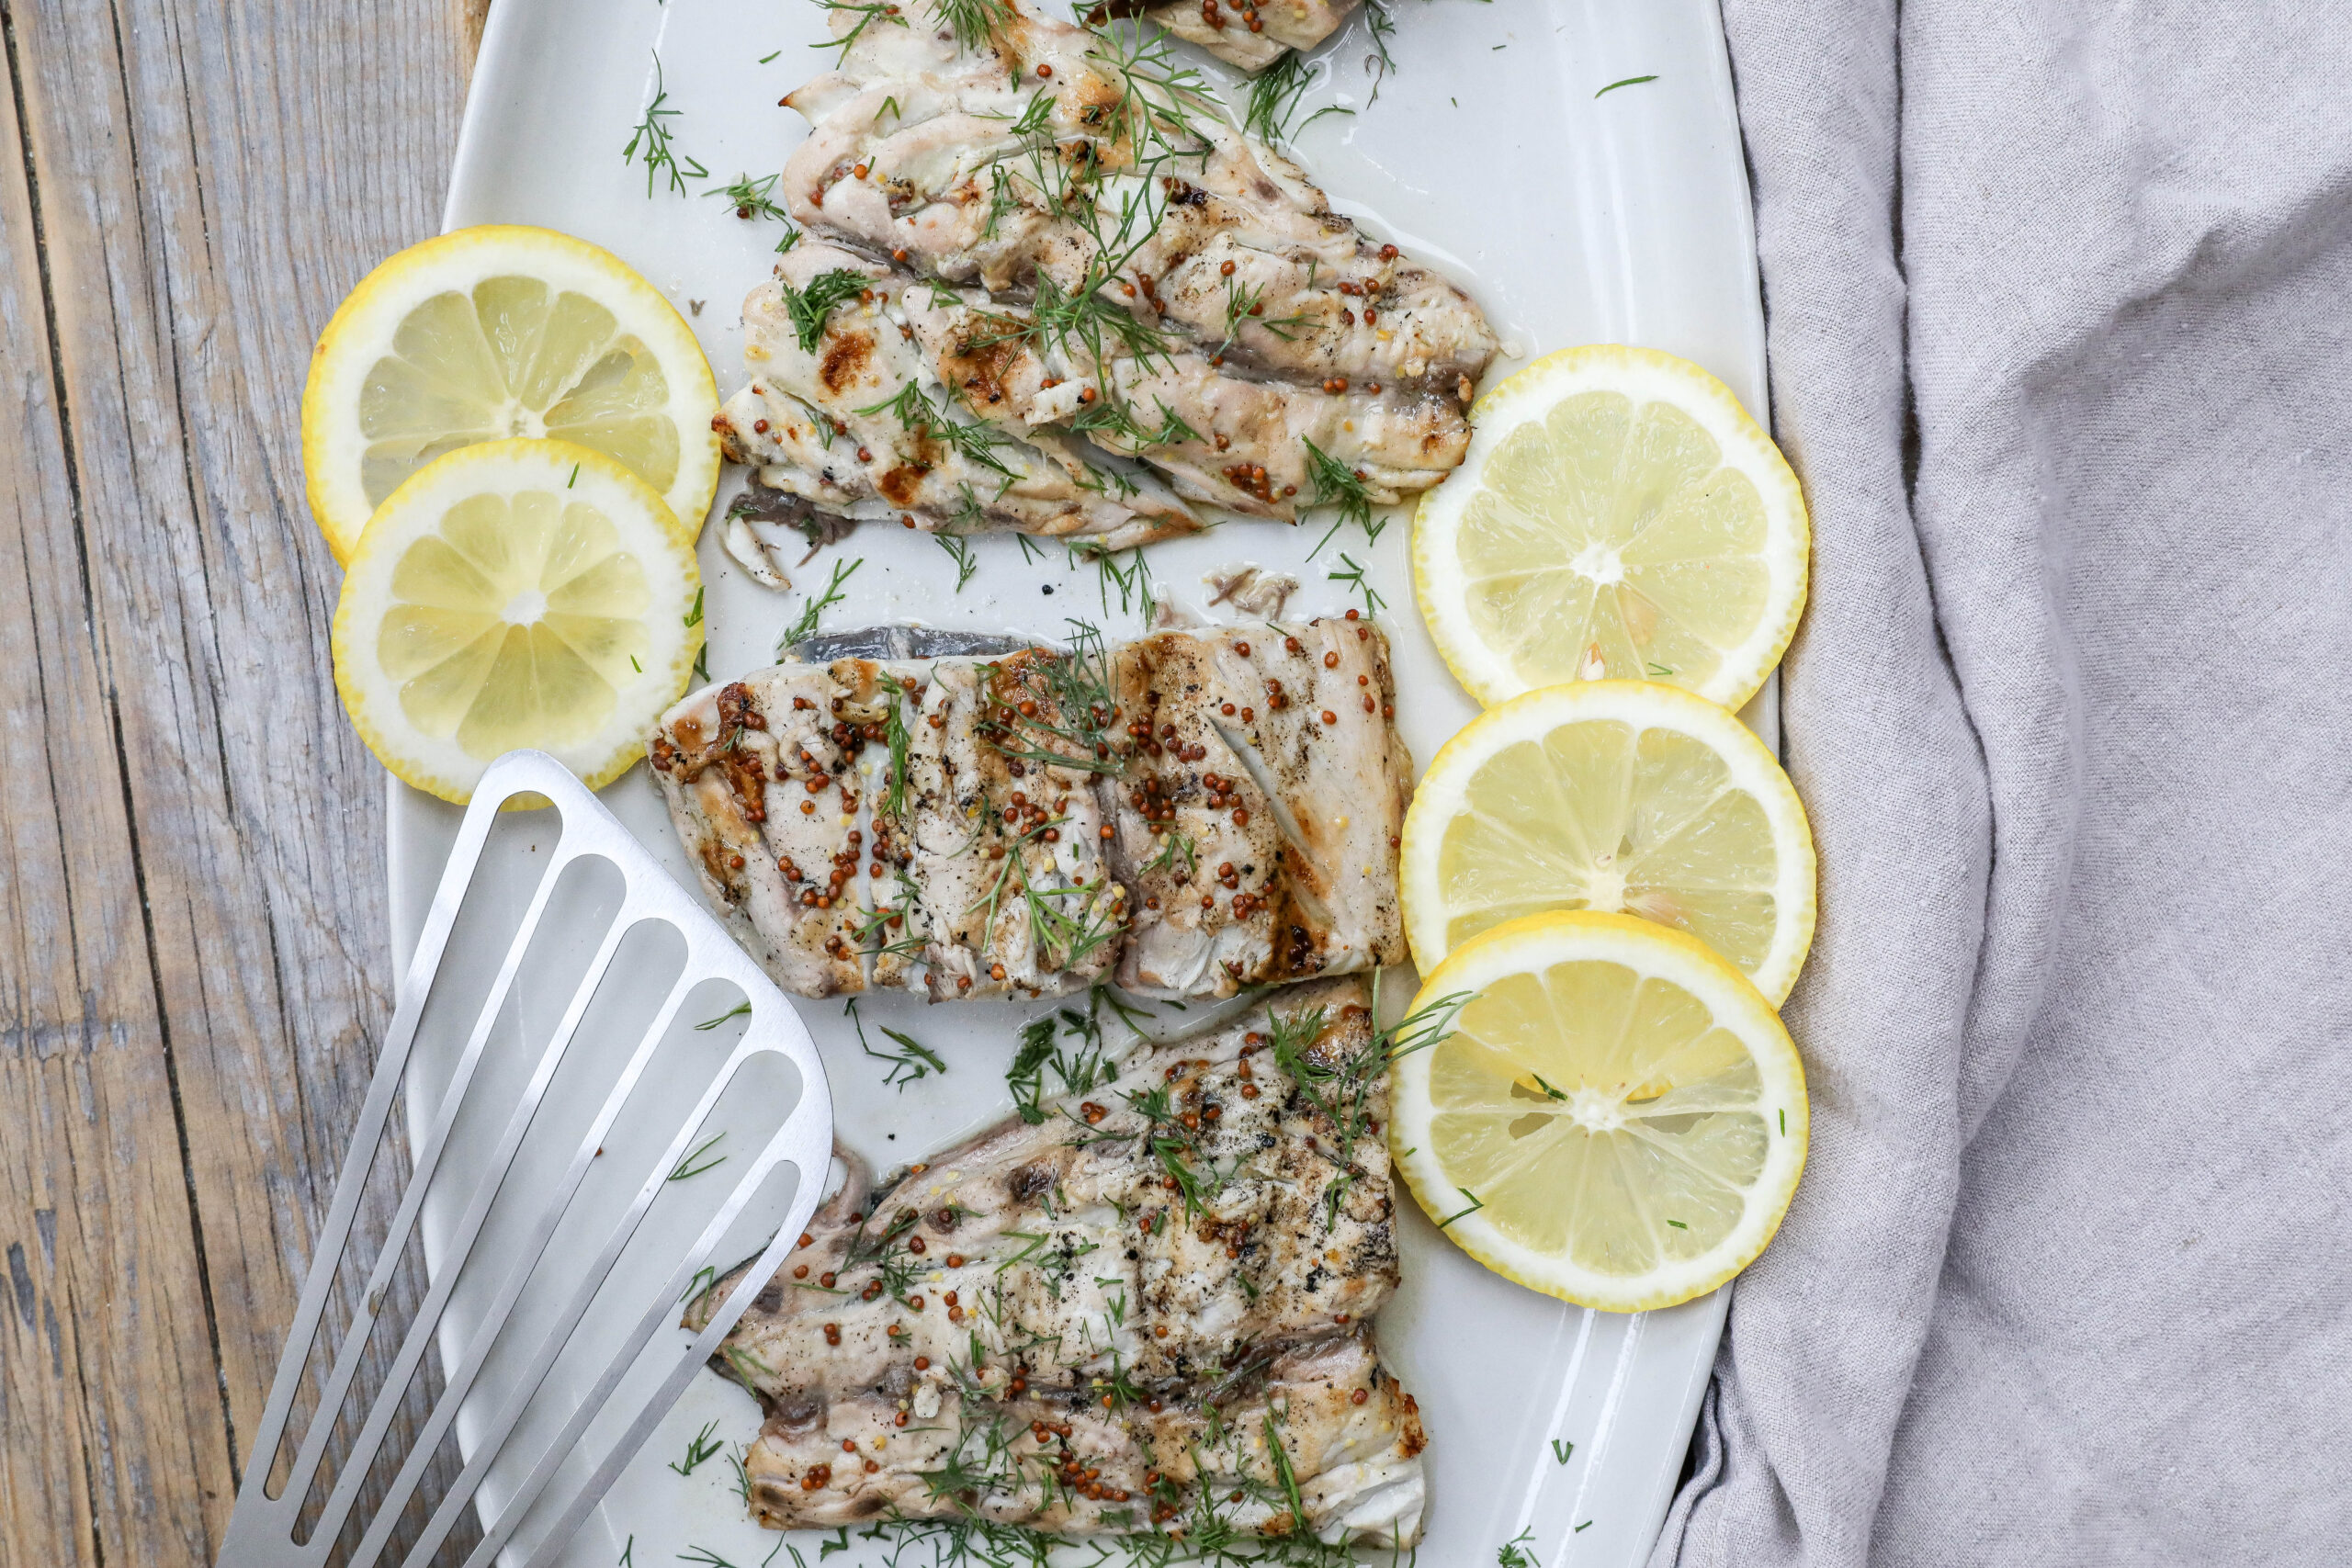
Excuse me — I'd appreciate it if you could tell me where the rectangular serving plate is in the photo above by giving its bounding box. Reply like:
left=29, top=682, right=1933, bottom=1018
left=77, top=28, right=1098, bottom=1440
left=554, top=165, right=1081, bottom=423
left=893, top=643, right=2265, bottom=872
left=390, top=3, right=1768, bottom=1562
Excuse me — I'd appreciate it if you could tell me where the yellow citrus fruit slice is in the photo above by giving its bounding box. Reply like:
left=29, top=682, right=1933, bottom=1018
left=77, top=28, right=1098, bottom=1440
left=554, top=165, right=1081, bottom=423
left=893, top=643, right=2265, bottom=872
left=331, top=440, right=702, bottom=803
left=1389, top=911, right=1808, bottom=1312
left=1401, top=681, right=1815, bottom=1002
left=1413, top=344, right=1808, bottom=710
left=302, top=225, right=718, bottom=563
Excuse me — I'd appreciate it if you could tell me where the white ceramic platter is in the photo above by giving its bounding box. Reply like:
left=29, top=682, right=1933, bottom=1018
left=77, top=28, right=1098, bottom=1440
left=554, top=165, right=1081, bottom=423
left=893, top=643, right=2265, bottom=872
left=392, top=1, right=1768, bottom=1562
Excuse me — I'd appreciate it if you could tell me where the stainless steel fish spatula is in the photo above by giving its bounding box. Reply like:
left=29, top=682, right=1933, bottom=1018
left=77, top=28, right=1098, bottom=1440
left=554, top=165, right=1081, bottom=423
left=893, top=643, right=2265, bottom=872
left=219, top=750, right=832, bottom=1568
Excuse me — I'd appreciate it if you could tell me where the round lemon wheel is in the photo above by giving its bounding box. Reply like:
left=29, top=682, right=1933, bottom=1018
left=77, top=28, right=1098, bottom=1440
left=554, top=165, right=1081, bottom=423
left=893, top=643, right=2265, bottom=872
left=332, top=440, right=703, bottom=803
left=1390, top=911, right=1808, bottom=1312
left=1401, top=681, right=1815, bottom=1002
left=302, top=225, right=719, bottom=563
left=1413, top=344, right=1809, bottom=710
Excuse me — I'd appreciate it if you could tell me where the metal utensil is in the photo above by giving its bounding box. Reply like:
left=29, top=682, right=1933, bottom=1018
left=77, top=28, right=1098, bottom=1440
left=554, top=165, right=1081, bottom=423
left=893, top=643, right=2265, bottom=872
left=220, top=750, right=831, bottom=1568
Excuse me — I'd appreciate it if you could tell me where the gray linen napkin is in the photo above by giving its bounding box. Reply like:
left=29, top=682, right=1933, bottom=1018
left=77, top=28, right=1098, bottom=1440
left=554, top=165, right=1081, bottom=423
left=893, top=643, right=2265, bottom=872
left=1656, top=3, right=2352, bottom=1562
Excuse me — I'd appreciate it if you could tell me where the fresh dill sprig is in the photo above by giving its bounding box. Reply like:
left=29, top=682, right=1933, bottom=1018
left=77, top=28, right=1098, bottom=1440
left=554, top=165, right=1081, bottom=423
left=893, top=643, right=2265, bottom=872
left=667, top=1132, right=727, bottom=1182
left=693, top=999, right=751, bottom=1032
left=1070, top=543, right=1155, bottom=620
left=934, top=531, right=978, bottom=592
left=667, top=1419, right=724, bottom=1477
left=846, top=998, right=946, bottom=1089
left=1138, top=829, right=1196, bottom=880
left=780, top=557, right=862, bottom=650
left=812, top=0, right=909, bottom=58
left=1596, top=73, right=1661, bottom=98
left=1241, top=51, right=1355, bottom=144
left=1006, top=988, right=1125, bottom=1123
left=621, top=56, right=707, bottom=197
left=971, top=620, right=1125, bottom=776
left=779, top=267, right=871, bottom=355
left=710, top=170, right=790, bottom=220
left=1326, top=551, right=1386, bottom=615
left=856, top=380, right=1019, bottom=478
left=1303, top=436, right=1382, bottom=556
left=1269, top=981, right=1470, bottom=1223
left=1244, top=51, right=1314, bottom=142
left=876, top=671, right=916, bottom=823
left=928, top=0, right=1012, bottom=50
left=1437, top=1187, right=1486, bottom=1228
left=1496, top=1528, right=1541, bottom=1568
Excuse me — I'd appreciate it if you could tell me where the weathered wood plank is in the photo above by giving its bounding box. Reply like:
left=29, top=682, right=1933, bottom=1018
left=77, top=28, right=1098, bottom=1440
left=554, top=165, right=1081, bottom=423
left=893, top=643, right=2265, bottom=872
left=0, top=25, right=232, bottom=1568
left=0, top=0, right=468, bottom=1562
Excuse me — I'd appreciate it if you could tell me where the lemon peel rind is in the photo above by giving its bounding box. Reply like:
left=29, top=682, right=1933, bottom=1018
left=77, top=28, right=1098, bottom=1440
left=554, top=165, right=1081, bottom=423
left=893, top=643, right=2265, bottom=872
left=1387, top=909, right=1810, bottom=1314
left=331, top=438, right=703, bottom=805
left=1412, top=343, right=1810, bottom=712
left=1397, top=680, right=1818, bottom=1002
left=301, top=224, right=720, bottom=564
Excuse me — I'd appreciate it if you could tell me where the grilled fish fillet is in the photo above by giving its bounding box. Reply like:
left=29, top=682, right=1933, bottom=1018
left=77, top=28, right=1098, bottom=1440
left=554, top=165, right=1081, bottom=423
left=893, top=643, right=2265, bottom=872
left=770, top=0, right=1495, bottom=519
left=1124, top=0, right=1363, bottom=73
left=904, top=285, right=1470, bottom=520
left=685, top=979, right=1426, bottom=1545
left=715, top=240, right=1199, bottom=549
left=646, top=620, right=1408, bottom=1000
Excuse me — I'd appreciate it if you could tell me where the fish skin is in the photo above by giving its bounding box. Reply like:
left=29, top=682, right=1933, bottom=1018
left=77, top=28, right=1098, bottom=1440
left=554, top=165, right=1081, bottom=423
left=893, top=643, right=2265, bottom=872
left=646, top=622, right=1411, bottom=1001
left=685, top=980, right=1427, bottom=1544
left=713, top=239, right=1199, bottom=548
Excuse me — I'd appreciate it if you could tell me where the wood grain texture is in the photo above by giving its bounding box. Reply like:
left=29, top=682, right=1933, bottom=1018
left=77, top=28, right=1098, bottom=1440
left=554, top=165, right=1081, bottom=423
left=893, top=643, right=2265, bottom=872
left=0, top=0, right=467, bottom=1562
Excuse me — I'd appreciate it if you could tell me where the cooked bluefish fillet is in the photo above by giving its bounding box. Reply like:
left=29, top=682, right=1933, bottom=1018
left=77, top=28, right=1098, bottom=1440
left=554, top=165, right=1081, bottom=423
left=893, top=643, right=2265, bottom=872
left=685, top=980, right=1427, bottom=1545
left=644, top=621, right=1409, bottom=1000
left=715, top=241, right=1198, bottom=549
left=647, top=672, right=867, bottom=997
left=1108, top=620, right=1408, bottom=999
left=905, top=287, right=1470, bottom=521
left=773, top=0, right=1494, bottom=510
left=1132, top=0, right=1362, bottom=73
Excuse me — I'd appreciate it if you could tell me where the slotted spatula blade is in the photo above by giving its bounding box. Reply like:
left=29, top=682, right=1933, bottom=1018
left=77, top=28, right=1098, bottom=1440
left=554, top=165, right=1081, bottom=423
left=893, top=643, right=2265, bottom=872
left=220, top=750, right=833, bottom=1568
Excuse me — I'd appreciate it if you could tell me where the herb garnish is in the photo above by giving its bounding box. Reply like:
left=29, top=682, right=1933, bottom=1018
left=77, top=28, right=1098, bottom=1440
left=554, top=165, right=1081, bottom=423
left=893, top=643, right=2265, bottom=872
left=780, top=556, right=862, bottom=650
left=1596, top=73, right=1660, bottom=97
left=668, top=1419, right=724, bottom=1476
left=846, top=998, right=947, bottom=1089
left=711, top=170, right=790, bottom=221
left=1302, top=437, right=1382, bottom=556
left=667, top=1132, right=727, bottom=1182
left=1269, top=980, right=1469, bottom=1222
left=621, top=56, right=707, bottom=197
left=779, top=267, right=871, bottom=355
left=935, top=531, right=979, bottom=591
left=1326, top=552, right=1386, bottom=615
left=1005, top=987, right=1126, bottom=1123
left=857, top=380, right=1020, bottom=477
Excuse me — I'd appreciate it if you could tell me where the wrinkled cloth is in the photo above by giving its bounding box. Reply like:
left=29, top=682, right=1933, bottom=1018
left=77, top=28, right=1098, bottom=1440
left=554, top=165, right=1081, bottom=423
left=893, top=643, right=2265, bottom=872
left=1657, top=4, right=2352, bottom=1564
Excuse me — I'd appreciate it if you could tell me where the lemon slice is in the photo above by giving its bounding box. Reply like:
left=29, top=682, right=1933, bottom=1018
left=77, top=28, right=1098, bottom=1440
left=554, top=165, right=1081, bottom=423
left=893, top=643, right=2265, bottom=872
left=1414, top=344, right=1808, bottom=710
left=1390, top=911, right=1807, bottom=1312
left=302, top=225, right=719, bottom=563
left=332, top=440, right=703, bottom=803
left=1401, top=681, right=1815, bottom=1002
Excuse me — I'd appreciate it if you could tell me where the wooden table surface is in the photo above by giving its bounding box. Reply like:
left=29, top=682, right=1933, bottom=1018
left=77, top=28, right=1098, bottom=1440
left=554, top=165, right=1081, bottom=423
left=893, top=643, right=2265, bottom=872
left=1, top=4, right=487, bottom=1562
